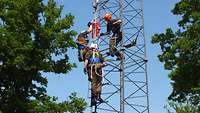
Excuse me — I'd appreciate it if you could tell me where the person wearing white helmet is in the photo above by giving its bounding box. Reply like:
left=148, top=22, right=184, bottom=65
left=84, top=43, right=105, bottom=106
left=90, top=43, right=98, bottom=49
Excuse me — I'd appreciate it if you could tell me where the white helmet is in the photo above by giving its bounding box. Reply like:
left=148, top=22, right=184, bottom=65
left=90, top=43, right=98, bottom=49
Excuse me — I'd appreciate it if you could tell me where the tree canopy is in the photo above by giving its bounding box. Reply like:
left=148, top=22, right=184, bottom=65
left=29, top=93, right=87, bottom=113
left=151, top=0, right=200, bottom=105
left=165, top=101, right=200, bottom=113
left=0, top=0, right=86, bottom=112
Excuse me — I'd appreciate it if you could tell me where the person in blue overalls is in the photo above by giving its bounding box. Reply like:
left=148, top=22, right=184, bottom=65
left=84, top=43, right=106, bottom=106
left=76, top=22, right=93, bottom=62
left=76, top=31, right=89, bottom=62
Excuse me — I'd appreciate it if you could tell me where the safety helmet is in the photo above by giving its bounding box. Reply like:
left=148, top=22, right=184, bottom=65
left=104, top=13, right=112, bottom=21
left=90, top=43, right=98, bottom=49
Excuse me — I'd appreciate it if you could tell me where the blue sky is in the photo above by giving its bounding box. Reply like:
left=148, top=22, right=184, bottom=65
left=46, top=0, right=180, bottom=113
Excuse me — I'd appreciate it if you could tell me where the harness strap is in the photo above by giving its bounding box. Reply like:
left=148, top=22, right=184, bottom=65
left=89, top=58, right=101, bottom=64
left=78, top=44, right=86, bottom=49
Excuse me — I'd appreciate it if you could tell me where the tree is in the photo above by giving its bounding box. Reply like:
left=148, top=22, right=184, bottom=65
left=0, top=0, right=86, bottom=112
left=29, top=93, right=87, bottom=113
left=151, top=0, right=200, bottom=105
left=165, top=101, right=200, bottom=113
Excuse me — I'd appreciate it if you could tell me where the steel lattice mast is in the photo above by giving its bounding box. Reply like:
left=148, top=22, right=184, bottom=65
left=90, top=0, right=149, bottom=113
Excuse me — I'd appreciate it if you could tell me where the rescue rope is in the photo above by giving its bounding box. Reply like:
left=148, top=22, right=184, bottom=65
left=89, top=64, right=102, bottom=78
left=95, top=64, right=102, bottom=77
left=90, top=64, right=94, bottom=80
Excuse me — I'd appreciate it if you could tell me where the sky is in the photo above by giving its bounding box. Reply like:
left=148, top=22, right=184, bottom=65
left=45, top=0, right=180, bottom=113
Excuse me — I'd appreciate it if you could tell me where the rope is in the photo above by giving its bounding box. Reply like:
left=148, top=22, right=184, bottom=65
left=90, top=64, right=102, bottom=78
left=95, top=64, right=102, bottom=77
left=90, top=64, right=95, bottom=80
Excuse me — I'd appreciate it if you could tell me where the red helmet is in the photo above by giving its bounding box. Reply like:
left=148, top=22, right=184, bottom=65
left=104, top=13, right=112, bottom=21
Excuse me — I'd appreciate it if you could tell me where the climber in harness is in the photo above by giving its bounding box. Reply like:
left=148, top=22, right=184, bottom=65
left=76, top=22, right=93, bottom=62
left=84, top=43, right=106, bottom=106
left=100, top=13, right=123, bottom=60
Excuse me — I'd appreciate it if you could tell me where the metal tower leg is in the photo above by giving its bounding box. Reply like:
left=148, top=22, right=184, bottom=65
left=119, top=0, right=125, bottom=113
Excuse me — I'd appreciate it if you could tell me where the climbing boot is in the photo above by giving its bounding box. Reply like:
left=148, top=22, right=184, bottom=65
left=98, top=97, right=104, bottom=103
left=115, top=51, right=123, bottom=60
left=91, top=98, right=96, bottom=107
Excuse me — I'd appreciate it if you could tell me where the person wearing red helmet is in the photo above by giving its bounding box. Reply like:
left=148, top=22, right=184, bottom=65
left=102, top=13, right=122, bottom=39
left=100, top=13, right=123, bottom=60
left=104, top=13, right=112, bottom=22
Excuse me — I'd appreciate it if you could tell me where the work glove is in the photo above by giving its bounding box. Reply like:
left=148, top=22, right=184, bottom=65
left=102, top=62, right=107, bottom=67
left=84, top=68, right=87, bottom=74
left=85, top=39, right=89, bottom=43
left=100, top=33, right=105, bottom=36
left=87, top=22, right=92, bottom=27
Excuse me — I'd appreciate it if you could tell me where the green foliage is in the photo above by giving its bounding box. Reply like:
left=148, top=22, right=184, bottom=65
left=0, top=0, right=86, bottom=112
left=172, top=0, right=200, bottom=28
left=151, top=0, right=200, bottom=105
left=29, top=93, right=87, bottom=113
left=165, top=101, right=200, bottom=113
